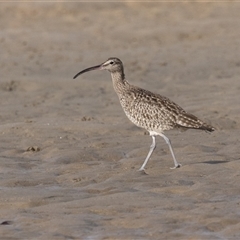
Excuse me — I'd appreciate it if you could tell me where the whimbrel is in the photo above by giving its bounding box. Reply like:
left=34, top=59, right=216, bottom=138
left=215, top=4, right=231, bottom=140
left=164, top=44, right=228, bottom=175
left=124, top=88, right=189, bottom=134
left=73, top=57, right=214, bottom=171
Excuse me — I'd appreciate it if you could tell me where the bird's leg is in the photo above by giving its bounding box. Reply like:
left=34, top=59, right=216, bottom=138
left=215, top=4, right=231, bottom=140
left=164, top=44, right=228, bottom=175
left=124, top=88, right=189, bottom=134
left=139, top=135, right=156, bottom=171
left=158, top=133, right=181, bottom=169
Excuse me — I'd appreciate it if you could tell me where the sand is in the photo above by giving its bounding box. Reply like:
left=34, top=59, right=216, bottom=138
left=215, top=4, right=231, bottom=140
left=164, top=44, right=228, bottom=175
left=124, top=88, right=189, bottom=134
left=0, top=2, right=240, bottom=239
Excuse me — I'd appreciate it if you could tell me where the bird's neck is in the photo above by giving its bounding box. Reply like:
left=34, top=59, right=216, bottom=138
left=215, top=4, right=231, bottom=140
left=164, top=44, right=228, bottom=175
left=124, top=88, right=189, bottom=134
left=111, top=70, right=128, bottom=94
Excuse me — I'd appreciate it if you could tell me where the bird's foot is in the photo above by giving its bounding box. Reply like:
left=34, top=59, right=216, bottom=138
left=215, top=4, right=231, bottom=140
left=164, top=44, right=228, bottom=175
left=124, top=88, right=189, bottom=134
left=138, top=166, right=145, bottom=171
left=170, top=163, right=182, bottom=169
left=138, top=168, right=148, bottom=175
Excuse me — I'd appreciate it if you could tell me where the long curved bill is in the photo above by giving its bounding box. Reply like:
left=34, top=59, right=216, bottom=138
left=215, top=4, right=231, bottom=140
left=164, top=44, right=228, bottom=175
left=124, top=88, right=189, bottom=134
left=73, top=64, right=102, bottom=79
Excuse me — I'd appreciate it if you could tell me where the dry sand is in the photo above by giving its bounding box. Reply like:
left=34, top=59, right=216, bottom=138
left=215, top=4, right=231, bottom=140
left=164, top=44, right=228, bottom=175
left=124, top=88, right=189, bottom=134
left=0, top=2, right=240, bottom=239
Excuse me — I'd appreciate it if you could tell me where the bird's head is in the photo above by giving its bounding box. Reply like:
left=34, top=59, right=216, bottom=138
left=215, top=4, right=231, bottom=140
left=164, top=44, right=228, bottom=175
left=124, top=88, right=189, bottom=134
left=73, top=57, right=123, bottom=79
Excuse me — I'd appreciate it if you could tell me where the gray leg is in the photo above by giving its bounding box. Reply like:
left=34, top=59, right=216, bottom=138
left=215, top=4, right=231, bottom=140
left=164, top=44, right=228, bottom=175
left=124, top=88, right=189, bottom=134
left=158, top=133, right=181, bottom=169
left=139, top=135, right=156, bottom=171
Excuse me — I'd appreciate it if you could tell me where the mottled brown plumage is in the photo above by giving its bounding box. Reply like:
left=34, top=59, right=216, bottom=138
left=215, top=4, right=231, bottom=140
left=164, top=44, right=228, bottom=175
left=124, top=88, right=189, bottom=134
left=73, top=57, right=214, bottom=171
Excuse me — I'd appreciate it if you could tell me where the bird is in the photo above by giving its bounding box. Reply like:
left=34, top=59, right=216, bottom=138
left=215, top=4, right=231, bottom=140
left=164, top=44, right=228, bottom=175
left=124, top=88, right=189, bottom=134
left=73, top=57, right=214, bottom=171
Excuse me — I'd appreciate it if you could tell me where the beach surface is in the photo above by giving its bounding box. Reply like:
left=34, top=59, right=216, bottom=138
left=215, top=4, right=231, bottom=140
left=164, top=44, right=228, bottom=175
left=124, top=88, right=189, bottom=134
left=0, top=2, right=240, bottom=239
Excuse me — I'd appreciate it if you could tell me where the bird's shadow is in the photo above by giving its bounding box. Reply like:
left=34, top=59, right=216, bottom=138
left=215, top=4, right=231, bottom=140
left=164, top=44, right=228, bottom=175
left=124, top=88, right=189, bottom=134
left=202, top=160, right=229, bottom=164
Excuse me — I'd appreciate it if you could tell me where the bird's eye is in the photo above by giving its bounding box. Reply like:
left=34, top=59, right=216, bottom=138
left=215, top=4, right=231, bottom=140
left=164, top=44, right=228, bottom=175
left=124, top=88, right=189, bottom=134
left=110, top=61, right=114, bottom=65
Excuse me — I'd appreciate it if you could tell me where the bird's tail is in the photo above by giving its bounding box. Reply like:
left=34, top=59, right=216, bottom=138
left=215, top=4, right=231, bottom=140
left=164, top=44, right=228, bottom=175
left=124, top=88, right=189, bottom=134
left=176, top=112, right=214, bottom=132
